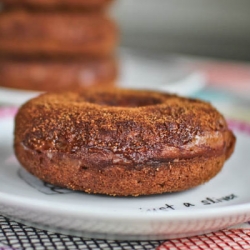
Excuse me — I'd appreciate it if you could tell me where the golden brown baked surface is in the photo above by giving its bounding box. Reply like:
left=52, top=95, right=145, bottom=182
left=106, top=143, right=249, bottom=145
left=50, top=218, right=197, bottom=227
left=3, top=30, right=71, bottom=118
left=0, top=11, right=118, bottom=57
left=14, top=89, right=236, bottom=196
left=1, top=0, right=113, bottom=10
left=0, top=57, right=117, bottom=91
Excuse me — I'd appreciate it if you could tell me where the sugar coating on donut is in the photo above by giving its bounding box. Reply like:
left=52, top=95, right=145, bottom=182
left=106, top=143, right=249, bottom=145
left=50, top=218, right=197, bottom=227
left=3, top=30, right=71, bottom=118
left=14, top=89, right=236, bottom=196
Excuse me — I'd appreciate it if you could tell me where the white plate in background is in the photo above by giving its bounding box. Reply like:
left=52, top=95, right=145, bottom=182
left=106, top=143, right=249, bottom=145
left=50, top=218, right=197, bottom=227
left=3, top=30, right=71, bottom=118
left=118, top=48, right=206, bottom=95
left=0, top=87, right=40, bottom=106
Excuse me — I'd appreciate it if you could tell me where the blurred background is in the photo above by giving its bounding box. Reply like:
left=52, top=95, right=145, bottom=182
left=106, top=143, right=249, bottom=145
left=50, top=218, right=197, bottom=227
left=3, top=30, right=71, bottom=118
left=112, top=0, right=250, bottom=61
left=110, top=0, right=250, bottom=122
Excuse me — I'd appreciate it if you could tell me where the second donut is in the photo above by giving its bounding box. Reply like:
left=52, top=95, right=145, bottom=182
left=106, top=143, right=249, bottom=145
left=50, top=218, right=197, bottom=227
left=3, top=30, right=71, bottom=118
left=0, top=11, right=118, bottom=57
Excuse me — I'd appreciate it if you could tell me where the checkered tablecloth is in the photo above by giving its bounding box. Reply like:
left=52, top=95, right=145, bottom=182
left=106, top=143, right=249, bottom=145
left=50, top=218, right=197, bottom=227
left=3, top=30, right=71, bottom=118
left=1, top=214, right=250, bottom=250
left=158, top=229, right=250, bottom=250
left=0, top=214, right=162, bottom=250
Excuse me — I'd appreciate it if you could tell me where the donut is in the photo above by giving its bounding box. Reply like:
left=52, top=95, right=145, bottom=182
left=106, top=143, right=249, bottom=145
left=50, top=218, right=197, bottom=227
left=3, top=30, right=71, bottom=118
left=0, top=11, right=118, bottom=57
left=1, top=0, right=113, bottom=11
left=14, top=89, right=236, bottom=196
left=0, top=57, right=117, bottom=92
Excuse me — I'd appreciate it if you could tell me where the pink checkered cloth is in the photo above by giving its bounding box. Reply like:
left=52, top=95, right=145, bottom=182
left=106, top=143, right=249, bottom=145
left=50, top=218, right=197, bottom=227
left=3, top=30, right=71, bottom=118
left=158, top=227, right=250, bottom=250
left=0, top=107, right=17, bottom=118
left=193, top=60, right=250, bottom=100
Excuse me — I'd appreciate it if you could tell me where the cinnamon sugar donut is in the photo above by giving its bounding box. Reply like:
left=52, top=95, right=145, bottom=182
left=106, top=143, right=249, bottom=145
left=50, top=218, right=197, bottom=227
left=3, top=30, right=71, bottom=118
left=1, top=0, right=113, bottom=11
left=0, top=11, right=117, bottom=57
left=14, top=89, right=236, bottom=196
left=0, top=57, right=117, bottom=91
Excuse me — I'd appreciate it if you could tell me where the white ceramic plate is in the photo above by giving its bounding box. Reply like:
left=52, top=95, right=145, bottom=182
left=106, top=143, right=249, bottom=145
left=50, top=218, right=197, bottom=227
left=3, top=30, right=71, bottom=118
left=0, top=113, right=250, bottom=240
left=0, top=49, right=205, bottom=106
left=118, top=48, right=206, bottom=95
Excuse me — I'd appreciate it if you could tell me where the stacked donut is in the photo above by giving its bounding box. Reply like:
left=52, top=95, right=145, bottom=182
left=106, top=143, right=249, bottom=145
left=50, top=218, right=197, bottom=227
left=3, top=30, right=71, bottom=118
left=0, top=0, right=118, bottom=92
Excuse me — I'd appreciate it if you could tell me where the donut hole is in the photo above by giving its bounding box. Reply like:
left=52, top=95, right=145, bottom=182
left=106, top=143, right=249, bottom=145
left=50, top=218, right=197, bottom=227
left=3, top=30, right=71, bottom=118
left=83, top=92, right=164, bottom=108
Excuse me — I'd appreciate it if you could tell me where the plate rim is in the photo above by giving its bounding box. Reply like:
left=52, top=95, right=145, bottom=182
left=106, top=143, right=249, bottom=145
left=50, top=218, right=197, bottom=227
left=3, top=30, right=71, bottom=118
left=1, top=190, right=250, bottom=222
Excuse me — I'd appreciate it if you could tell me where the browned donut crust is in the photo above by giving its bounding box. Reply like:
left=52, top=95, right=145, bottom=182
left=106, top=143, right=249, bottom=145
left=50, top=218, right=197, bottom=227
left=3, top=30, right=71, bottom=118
left=14, top=89, right=236, bottom=196
left=0, top=11, right=118, bottom=57
left=1, top=0, right=113, bottom=11
left=0, top=57, right=117, bottom=91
